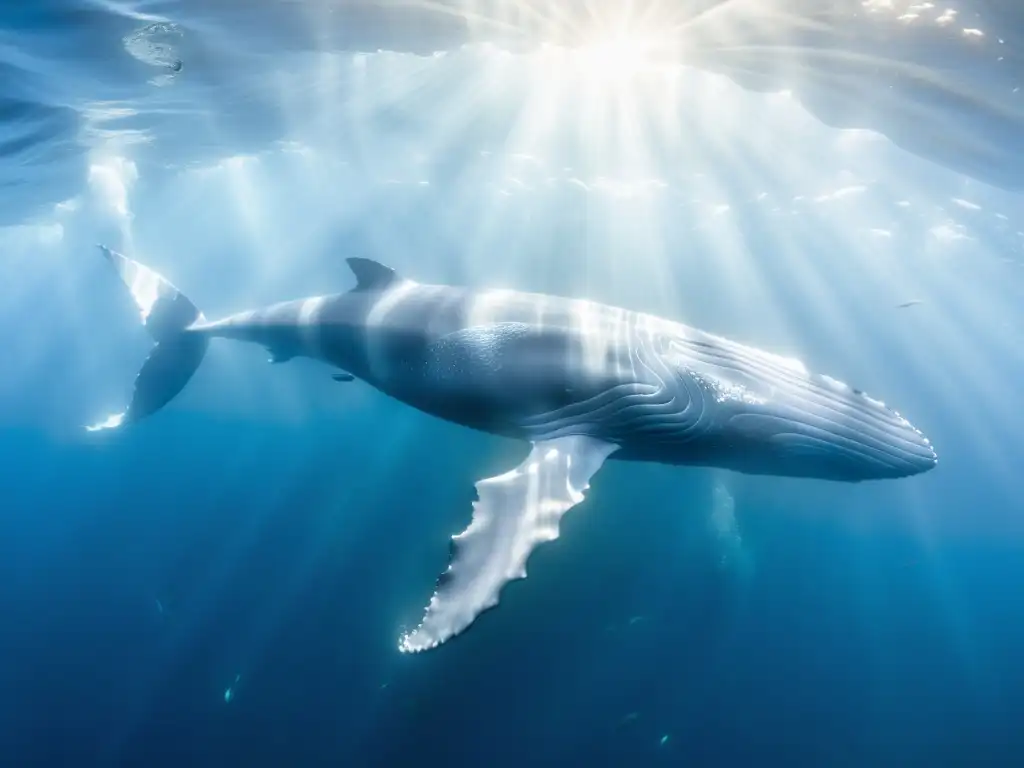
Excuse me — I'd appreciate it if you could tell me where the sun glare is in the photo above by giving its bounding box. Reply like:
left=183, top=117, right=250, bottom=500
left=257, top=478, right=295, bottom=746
left=561, top=35, right=659, bottom=83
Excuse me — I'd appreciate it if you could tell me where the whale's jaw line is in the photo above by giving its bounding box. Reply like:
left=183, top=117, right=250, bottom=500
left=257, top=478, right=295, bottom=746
left=527, top=411, right=937, bottom=483
left=604, top=437, right=937, bottom=483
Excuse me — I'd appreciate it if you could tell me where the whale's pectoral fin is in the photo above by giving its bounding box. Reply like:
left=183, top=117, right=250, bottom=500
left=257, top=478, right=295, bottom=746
left=398, top=434, right=618, bottom=653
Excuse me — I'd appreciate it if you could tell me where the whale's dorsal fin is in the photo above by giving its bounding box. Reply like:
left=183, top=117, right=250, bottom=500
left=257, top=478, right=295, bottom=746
left=347, top=257, right=398, bottom=292
left=398, top=434, right=618, bottom=653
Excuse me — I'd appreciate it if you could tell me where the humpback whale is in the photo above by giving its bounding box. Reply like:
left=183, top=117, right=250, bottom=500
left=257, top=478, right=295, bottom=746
left=88, top=245, right=937, bottom=652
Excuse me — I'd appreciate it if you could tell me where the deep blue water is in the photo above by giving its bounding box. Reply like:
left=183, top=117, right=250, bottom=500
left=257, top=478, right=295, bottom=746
left=3, top=1, right=1024, bottom=766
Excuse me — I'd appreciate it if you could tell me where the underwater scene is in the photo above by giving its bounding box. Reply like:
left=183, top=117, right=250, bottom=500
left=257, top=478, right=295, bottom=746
left=2, top=1, right=1024, bottom=765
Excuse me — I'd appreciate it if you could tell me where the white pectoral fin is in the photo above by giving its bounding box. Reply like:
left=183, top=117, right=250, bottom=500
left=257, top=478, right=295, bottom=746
left=398, top=434, right=618, bottom=653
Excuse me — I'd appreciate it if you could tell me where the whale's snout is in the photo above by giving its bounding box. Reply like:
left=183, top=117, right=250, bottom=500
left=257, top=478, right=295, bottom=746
left=861, top=402, right=938, bottom=479
left=787, top=375, right=938, bottom=481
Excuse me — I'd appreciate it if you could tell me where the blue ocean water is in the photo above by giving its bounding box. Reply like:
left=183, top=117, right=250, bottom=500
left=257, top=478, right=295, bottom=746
left=2, top=1, right=1024, bottom=765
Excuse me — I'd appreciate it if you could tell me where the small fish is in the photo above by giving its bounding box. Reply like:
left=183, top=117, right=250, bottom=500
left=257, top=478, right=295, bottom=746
left=332, top=372, right=355, bottom=382
left=224, top=674, right=241, bottom=703
left=896, top=299, right=923, bottom=309
left=659, top=734, right=670, bottom=747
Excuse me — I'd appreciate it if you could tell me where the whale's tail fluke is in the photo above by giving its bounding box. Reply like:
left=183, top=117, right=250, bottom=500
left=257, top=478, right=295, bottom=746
left=86, top=245, right=209, bottom=432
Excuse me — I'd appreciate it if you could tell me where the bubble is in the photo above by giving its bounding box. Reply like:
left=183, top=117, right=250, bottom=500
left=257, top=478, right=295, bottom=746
left=123, top=22, right=184, bottom=84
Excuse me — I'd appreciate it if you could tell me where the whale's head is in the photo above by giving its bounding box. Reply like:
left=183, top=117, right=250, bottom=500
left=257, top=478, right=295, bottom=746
left=713, top=369, right=939, bottom=482
left=672, top=336, right=938, bottom=482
